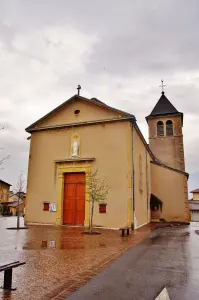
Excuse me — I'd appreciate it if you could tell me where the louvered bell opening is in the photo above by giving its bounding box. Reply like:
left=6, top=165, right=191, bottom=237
left=157, top=121, right=164, bottom=137
left=166, top=120, right=173, bottom=136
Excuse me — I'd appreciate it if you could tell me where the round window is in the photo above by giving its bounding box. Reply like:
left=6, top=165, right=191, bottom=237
left=74, top=109, right=80, bottom=115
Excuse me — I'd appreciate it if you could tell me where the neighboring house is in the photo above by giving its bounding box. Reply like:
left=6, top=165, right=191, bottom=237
left=8, top=199, right=24, bottom=216
left=25, top=90, right=190, bottom=228
left=8, top=192, right=26, bottom=216
left=0, top=180, right=12, bottom=215
left=0, top=180, right=11, bottom=202
left=9, top=191, right=26, bottom=203
left=189, top=189, right=199, bottom=221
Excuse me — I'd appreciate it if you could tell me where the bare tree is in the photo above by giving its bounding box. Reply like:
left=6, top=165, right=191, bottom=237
left=86, top=169, right=109, bottom=233
left=0, top=155, right=10, bottom=166
left=0, top=128, right=11, bottom=214
left=14, top=173, right=26, bottom=228
left=0, top=127, right=10, bottom=167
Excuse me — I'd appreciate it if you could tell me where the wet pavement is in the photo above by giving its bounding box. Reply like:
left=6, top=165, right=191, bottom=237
left=68, top=223, right=199, bottom=300
left=0, top=217, right=154, bottom=300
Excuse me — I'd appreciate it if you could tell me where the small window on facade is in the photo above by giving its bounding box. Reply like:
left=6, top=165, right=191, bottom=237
left=41, top=240, right=48, bottom=248
left=166, top=120, right=173, bottom=136
left=43, top=202, right=49, bottom=211
left=99, top=203, right=107, bottom=213
left=157, top=121, right=164, bottom=136
left=74, top=109, right=80, bottom=115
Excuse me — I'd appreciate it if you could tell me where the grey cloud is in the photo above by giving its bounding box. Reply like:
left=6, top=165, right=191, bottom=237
left=169, top=84, right=199, bottom=115
left=0, top=22, right=16, bottom=48
left=188, top=172, right=199, bottom=198
left=86, top=4, right=199, bottom=76
left=1, top=134, right=29, bottom=153
left=0, top=0, right=199, bottom=191
left=0, top=133, right=29, bottom=186
left=0, top=122, right=16, bottom=131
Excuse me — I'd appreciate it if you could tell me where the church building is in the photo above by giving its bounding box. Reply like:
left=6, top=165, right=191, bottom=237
left=25, top=89, right=190, bottom=229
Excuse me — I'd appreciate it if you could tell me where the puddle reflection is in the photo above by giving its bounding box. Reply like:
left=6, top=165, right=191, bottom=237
left=23, top=239, right=107, bottom=250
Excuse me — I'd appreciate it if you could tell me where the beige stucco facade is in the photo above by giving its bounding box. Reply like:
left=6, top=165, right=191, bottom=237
left=151, top=162, right=189, bottom=222
left=33, top=99, right=121, bottom=129
left=133, top=127, right=151, bottom=228
left=25, top=94, right=190, bottom=229
left=148, top=115, right=185, bottom=171
left=25, top=98, right=135, bottom=228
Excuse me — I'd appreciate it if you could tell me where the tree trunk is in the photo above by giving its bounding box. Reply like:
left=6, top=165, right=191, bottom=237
left=90, top=200, right=95, bottom=234
left=17, top=196, right=20, bottom=229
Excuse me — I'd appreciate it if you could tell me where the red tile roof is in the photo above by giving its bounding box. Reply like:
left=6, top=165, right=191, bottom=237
left=191, top=188, right=199, bottom=193
left=7, top=199, right=23, bottom=207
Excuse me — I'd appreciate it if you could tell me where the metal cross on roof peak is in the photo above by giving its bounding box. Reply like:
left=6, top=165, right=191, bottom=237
left=159, top=79, right=166, bottom=94
left=77, top=85, right=81, bottom=96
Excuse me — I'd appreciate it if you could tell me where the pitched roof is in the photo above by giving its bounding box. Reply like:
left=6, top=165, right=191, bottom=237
left=0, top=180, right=12, bottom=186
left=7, top=199, right=23, bottom=207
left=26, top=94, right=135, bottom=132
left=146, top=92, right=183, bottom=122
left=191, top=188, right=199, bottom=193
left=150, top=160, right=189, bottom=178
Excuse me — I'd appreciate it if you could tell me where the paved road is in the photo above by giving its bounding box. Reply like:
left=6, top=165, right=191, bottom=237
left=68, top=223, right=199, bottom=300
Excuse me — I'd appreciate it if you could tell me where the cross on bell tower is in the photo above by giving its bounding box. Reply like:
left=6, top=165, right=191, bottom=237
left=159, top=79, right=166, bottom=94
left=77, top=85, right=81, bottom=96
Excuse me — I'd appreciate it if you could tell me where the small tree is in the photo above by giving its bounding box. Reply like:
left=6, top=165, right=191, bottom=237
left=14, top=173, right=26, bottom=228
left=86, top=169, right=109, bottom=233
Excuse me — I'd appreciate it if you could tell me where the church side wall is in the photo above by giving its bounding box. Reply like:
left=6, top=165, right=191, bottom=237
left=25, top=121, right=133, bottom=228
left=150, top=163, right=189, bottom=222
left=133, top=128, right=151, bottom=228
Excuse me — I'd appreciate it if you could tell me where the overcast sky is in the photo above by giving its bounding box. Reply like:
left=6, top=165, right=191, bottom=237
left=0, top=0, right=198, bottom=196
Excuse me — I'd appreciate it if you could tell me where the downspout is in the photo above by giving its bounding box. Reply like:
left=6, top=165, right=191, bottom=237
left=131, top=121, right=136, bottom=230
left=146, top=149, right=149, bottom=223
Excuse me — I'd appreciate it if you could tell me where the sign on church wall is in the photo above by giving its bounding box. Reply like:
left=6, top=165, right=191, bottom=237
left=49, top=203, right=57, bottom=212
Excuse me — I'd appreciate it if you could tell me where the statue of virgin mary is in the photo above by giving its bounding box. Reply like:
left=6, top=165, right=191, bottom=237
left=72, top=140, right=78, bottom=156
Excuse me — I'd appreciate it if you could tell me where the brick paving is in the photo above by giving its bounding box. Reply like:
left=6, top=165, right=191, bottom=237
left=0, top=217, right=155, bottom=300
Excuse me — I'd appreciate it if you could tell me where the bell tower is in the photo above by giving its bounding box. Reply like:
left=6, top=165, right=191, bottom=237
left=146, top=91, right=185, bottom=171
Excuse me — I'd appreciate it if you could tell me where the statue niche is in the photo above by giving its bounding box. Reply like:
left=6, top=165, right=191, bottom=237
left=70, top=134, right=80, bottom=157
left=72, top=140, right=78, bottom=157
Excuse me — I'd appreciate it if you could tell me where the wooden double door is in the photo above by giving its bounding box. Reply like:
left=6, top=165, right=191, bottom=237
left=63, top=173, right=85, bottom=225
